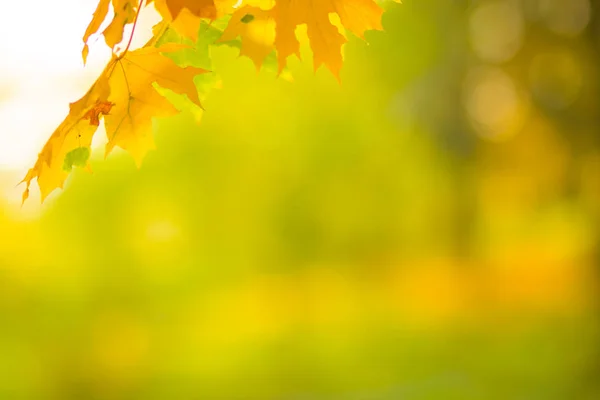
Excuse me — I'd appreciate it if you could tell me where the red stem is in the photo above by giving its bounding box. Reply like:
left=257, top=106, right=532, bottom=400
left=121, top=0, right=145, bottom=57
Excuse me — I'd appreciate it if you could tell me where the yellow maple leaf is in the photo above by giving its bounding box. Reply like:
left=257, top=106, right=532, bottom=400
left=221, top=0, right=390, bottom=79
left=103, top=45, right=207, bottom=165
left=22, top=45, right=206, bottom=203
left=21, top=61, right=114, bottom=203
left=276, top=0, right=388, bottom=78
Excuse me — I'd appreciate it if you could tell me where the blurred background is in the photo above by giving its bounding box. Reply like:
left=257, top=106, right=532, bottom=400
left=1, top=0, right=600, bottom=398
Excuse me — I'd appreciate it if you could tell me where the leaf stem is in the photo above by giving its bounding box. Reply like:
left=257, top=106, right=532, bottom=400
left=121, top=0, right=145, bottom=57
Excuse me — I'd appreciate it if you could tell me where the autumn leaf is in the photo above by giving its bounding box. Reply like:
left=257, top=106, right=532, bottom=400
left=22, top=45, right=207, bottom=203
left=216, top=0, right=395, bottom=79
left=103, top=44, right=207, bottom=165
left=21, top=61, right=114, bottom=203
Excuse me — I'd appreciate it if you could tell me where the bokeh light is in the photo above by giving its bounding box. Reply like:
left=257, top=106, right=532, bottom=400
left=463, top=66, right=529, bottom=140
left=539, top=0, right=592, bottom=37
left=469, top=0, right=525, bottom=63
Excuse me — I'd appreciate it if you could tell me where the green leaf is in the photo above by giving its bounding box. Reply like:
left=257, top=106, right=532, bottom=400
left=62, top=147, right=90, bottom=172
left=241, top=14, right=255, bottom=24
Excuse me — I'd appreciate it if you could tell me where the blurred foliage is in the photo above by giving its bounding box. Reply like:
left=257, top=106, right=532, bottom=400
left=1, top=0, right=600, bottom=398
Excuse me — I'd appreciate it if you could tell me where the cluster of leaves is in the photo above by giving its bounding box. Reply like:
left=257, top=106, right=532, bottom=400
left=22, top=0, right=400, bottom=204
